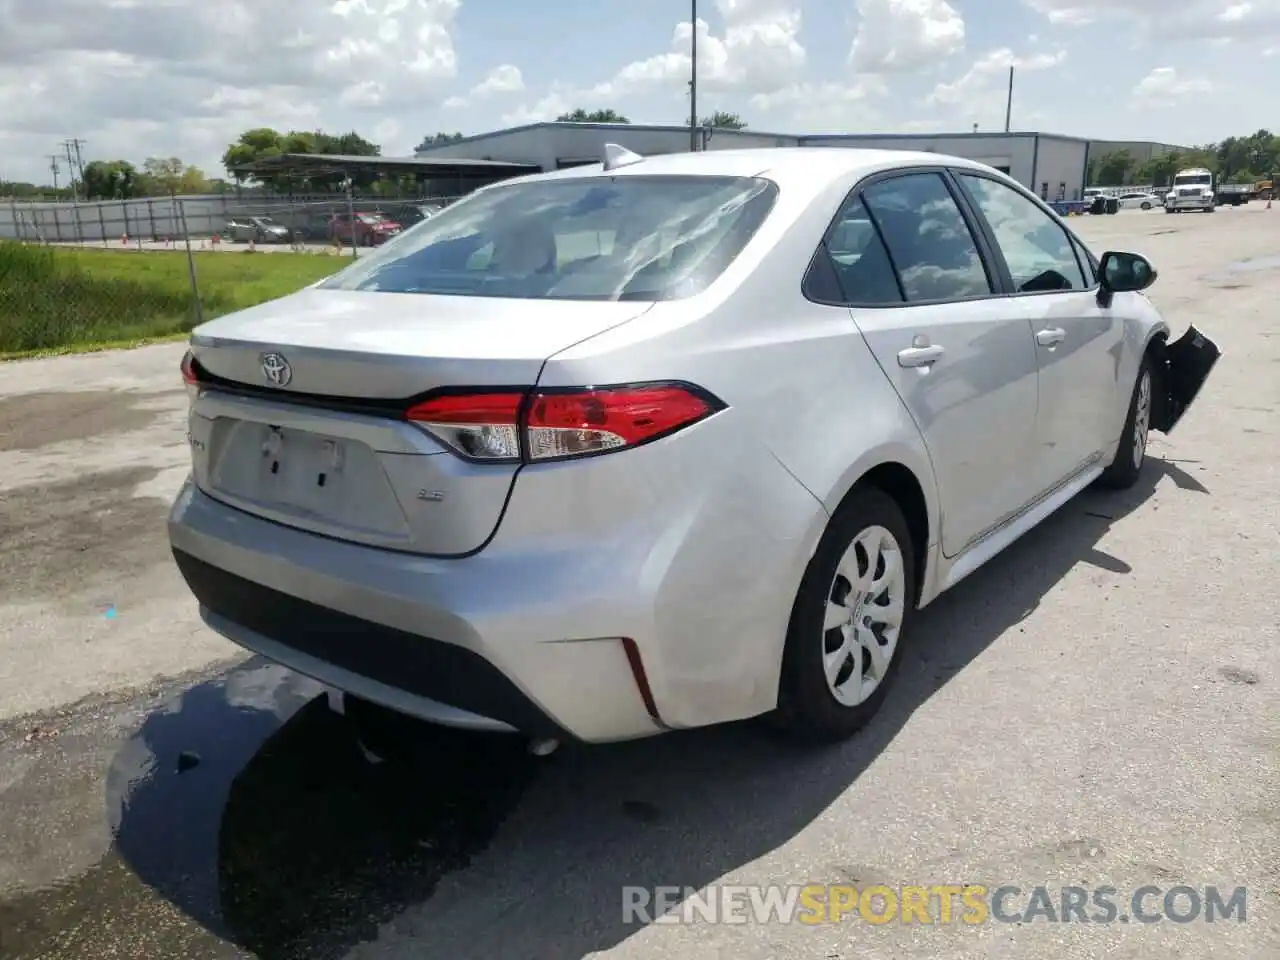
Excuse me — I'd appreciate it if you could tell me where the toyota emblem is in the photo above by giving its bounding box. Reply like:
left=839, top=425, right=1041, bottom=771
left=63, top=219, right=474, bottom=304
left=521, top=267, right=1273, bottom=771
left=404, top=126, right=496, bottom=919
left=260, top=352, right=292, bottom=386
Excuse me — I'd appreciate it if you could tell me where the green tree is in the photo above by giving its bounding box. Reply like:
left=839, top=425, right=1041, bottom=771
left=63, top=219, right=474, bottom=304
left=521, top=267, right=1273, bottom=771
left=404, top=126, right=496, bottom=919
left=82, top=160, right=139, bottom=199
left=140, top=157, right=187, bottom=194
left=556, top=108, right=630, bottom=123
left=222, top=127, right=380, bottom=191
left=701, top=111, right=747, bottom=129
left=1139, top=150, right=1183, bottom=188
left=416, top=132, right=465, bottom=150
left=222, top=127, right=283, bottom=183
left=1093, top=150, right=1136, bottom=186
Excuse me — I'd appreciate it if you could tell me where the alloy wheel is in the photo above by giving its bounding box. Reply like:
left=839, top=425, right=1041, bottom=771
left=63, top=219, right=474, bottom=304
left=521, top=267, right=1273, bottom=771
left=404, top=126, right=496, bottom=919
left=1133, top=369, right=1152, bottom=469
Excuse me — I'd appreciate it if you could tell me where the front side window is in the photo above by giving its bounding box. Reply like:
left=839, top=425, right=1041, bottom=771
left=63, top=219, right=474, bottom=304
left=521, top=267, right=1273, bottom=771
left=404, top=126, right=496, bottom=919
left=957, top=173, right=1087, bottom=293
left=1070, top=235, right=1098, bottom=285
left=861, top=173, right=993, bottom=302
left=321, top=175, right=777, bottom=301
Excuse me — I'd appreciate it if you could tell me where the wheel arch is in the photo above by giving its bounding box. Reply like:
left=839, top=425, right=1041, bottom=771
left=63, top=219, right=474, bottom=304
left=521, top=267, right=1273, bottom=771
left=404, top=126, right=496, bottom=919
left=822, top=453, right=937, bottom=609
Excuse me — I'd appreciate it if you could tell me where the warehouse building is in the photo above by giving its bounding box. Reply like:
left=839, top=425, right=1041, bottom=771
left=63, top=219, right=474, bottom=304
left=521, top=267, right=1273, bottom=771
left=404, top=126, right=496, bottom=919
left=416, top=122, right=1096, bottom=202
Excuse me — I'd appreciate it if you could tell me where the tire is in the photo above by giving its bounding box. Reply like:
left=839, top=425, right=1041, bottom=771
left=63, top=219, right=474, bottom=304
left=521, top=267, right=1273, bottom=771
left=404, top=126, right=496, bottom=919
left=774, top=485, right=917, bottom=743
left=1098, top=356, right=1153, bottom=490
left=1141, top=202, right=1151, bottom=210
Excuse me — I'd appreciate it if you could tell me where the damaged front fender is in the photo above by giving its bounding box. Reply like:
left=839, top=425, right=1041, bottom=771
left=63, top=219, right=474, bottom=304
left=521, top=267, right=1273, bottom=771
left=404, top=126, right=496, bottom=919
left=1150, top=325, right=1221, bottom=433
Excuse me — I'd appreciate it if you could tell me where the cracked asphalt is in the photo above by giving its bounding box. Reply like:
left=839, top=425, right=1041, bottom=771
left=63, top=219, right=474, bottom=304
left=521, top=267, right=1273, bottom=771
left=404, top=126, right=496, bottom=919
left=1, top=207, right=1277, bottom=960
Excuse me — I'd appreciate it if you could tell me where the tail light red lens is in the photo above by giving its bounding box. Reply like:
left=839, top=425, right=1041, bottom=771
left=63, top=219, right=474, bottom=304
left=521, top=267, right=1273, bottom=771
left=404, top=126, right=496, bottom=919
left=406, top=383, right=722, bottom=463
left=180, top=350, right=199, bottom=385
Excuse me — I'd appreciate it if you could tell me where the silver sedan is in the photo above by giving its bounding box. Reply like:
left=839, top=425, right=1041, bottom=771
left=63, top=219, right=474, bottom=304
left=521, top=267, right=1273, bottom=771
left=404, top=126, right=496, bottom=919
left=168, top=145, right=1219, bottom=752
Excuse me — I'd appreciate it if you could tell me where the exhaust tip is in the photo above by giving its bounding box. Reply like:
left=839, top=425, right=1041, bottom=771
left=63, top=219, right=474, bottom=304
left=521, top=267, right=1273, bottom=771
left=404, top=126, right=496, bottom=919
left=528, top=737, right=560, bottom=756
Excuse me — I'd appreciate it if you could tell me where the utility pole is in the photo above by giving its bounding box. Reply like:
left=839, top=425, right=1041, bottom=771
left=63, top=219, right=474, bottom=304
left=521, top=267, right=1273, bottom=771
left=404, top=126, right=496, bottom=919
left=62, top=141, right=79, bottom=200
left=68, top=138, right=88, bottom=184
left=47, top=155, right=61, bottom=195
left=689, top=0, right=698, bottom=152
left=1004, top=65, right=1014, bottom=133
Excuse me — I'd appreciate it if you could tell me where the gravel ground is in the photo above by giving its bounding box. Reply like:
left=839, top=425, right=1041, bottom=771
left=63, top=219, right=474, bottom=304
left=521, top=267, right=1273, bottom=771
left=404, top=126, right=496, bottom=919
left=0, top=205, right=1276, bottom=960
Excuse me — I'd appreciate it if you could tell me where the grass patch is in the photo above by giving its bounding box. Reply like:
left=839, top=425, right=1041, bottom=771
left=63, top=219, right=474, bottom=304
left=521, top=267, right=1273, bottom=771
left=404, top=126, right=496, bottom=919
left=0, top=242, right=347, bottom=356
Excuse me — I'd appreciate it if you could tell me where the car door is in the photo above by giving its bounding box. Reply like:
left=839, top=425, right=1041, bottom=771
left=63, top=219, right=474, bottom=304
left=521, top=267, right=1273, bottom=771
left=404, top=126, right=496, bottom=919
left=821, top=170, right=1043, bottom=558
left=952, top=170, right=1127, bottom=495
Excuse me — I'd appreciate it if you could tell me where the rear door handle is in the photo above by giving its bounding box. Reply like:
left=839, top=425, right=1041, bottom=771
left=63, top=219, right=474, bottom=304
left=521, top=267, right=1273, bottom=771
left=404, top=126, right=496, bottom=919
left=897, top=344, right=945, bottom=368
left=1036, top=327, right=1066, bottom=346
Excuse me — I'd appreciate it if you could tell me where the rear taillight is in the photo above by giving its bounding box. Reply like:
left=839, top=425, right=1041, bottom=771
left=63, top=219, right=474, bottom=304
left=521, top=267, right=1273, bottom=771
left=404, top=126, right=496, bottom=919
left=406, top=382, right=722, bottom=463
left=180, top=350, right=199, bottom=385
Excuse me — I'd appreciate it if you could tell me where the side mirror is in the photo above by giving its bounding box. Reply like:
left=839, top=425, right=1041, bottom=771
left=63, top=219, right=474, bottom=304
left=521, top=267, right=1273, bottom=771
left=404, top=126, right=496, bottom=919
left=1099, top=250, right=1157, bottom=293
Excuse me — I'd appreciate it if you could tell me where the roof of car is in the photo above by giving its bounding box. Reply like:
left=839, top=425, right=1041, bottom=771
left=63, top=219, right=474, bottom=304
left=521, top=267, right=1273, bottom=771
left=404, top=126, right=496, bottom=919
left=487, top=147, right=1002, bottom=191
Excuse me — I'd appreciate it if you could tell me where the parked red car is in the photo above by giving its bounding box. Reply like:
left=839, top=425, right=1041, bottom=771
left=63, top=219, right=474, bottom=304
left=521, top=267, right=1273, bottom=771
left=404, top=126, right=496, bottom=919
left=328, top=212, right=402, bottom=246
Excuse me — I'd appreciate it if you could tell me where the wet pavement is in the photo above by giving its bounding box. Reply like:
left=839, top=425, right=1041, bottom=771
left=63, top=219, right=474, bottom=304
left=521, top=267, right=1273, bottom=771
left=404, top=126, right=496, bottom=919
left=0, top=661, right=543, bottom=959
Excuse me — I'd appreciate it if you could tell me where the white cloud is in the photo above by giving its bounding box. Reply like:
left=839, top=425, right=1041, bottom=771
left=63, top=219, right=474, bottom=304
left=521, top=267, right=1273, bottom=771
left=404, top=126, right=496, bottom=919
left=750, top=77, right=888, bottom=129
left=0, top=0, right=460, bottom=179
left=444, top=64, right=525, bottom=109
left=1026, top=0, right=1280, bottom=37
left=850, top=0, right=966, bottom=73
left=500, top=89, right=575, bottom=126
left=929, top=48, right=1065, bottom=111
left=1131, top=66, right=1214, bottom=105
left=591, top=0, right=805, bottom=99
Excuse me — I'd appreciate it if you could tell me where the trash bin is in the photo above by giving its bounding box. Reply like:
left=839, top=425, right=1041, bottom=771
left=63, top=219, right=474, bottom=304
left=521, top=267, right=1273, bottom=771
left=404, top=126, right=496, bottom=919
left=1090, top=196, right=1107, bottom=215
left=1105, top=196, right=1120, bottom=215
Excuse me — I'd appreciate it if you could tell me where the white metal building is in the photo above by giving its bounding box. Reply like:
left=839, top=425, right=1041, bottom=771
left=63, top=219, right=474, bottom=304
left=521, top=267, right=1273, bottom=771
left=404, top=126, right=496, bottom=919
left=416, top=122, right=1095, bottom=201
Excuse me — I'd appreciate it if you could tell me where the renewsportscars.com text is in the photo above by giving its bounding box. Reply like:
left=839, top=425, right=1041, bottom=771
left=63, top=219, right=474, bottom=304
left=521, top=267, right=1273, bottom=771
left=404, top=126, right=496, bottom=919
left=622, top=884, right=1248, bottom=926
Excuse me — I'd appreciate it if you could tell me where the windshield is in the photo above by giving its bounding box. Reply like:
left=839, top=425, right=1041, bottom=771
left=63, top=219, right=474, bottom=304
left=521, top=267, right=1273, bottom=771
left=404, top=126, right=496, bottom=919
left=319, top=175, right=777, bottom=301
left=1174, top=174, right=1212, bottom=186
left=358, top=214, right=385, bottom=223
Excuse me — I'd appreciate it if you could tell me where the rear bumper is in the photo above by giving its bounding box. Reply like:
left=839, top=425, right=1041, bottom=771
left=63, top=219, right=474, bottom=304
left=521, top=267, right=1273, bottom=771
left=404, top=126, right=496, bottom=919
left=173, top=547, right=568, bottom=739
left=168, top=481, right=660, bottom=743
left=168, top=423, right=826, bottom=742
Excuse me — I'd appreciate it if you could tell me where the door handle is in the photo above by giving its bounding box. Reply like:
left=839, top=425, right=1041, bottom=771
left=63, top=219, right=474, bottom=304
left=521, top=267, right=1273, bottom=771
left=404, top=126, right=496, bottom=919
left=897, top=344, right=945, bottom=368
left=1036, top=327, right=1066, bottom=346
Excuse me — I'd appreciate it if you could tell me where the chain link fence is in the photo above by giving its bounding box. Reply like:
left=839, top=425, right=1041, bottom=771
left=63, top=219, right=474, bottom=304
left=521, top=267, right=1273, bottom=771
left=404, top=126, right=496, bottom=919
left=0, top=194, right=463, bottom=356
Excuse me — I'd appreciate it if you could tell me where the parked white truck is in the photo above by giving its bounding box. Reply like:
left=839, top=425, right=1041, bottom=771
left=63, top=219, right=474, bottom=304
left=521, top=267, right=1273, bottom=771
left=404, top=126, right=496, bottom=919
left=1164, top=167, right=1215, bottom=213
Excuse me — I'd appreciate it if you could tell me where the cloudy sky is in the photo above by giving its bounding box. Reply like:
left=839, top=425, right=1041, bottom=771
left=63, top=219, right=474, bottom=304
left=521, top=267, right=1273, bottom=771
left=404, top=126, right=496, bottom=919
left=3, top=0, right=1277, bottom=184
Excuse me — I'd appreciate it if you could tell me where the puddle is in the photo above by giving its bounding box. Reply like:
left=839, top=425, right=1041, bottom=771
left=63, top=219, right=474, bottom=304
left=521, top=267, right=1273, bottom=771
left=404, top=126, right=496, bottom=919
left=0, top=659, right=542, bottom=960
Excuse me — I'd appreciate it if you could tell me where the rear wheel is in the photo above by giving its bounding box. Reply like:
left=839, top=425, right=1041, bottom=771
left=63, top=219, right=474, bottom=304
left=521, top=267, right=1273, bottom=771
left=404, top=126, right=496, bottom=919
left=1098, top=357, right=1153, bottom=490
left=1141, top=201, right=1152, bottom=210
left=775, top=486, right=916, bottom=743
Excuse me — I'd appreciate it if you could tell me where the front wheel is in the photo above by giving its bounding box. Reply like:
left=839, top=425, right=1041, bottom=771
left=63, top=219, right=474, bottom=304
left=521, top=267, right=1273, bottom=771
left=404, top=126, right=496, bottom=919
left=1141, top=202, right=1152, bottom=210
left=774, top=486, right=916, bottom=743
left=1098, top=358, right=1153, bottom=490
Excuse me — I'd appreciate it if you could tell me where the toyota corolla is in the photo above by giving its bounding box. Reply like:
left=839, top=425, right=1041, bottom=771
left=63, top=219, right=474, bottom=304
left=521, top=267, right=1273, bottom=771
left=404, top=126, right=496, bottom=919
left=168, top=145, right=1218, bottom=751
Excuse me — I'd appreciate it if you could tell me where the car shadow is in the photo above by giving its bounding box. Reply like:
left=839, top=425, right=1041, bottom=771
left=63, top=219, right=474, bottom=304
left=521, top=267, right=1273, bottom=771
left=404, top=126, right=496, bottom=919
left=109, top=457, right=1206, bottom=959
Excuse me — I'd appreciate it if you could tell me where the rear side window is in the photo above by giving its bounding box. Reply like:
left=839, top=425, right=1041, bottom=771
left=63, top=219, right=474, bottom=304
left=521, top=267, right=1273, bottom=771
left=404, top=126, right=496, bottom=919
left=804, top=195, right=903, bottom=304
left=861, top=174, right=993, bottom=302
left=321, top=175, right=778, bottom=302
left=957, top=173, right=1087, bottom=293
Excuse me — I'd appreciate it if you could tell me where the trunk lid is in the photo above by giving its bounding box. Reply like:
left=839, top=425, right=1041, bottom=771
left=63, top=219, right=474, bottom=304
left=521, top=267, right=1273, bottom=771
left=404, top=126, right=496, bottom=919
left=187, top=287, right=651, bottom=555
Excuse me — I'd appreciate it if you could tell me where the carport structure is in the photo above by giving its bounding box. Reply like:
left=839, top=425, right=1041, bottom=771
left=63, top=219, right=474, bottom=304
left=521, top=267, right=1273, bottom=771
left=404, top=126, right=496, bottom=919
left=231, top=153, right=540, bottom=199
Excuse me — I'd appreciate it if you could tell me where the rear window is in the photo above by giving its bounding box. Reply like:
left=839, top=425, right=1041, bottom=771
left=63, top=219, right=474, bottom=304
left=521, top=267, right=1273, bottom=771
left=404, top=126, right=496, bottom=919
left=320, top=175, right=778, bottom=301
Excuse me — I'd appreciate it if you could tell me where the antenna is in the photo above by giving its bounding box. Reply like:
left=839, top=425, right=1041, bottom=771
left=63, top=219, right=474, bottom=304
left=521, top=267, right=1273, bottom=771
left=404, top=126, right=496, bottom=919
left=602, top=143, right=644, bottom=171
